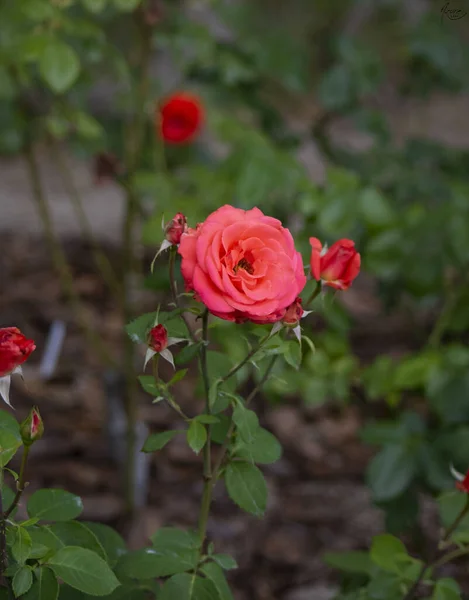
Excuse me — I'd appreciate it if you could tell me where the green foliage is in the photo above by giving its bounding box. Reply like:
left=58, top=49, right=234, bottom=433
left=224, top=461, right=268, bottom=517
left=27, top=489, right=84, bottom=522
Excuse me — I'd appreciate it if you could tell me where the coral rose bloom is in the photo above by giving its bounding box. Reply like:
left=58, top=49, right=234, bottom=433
left=178, top=205, right=307, bottom=323
left=158, top=93, right=203, bottom=144
left=0, top=327, right=36, bottom=377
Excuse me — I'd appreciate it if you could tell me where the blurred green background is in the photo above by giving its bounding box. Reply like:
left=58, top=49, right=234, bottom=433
left=2, top=0, right=469, bottom=597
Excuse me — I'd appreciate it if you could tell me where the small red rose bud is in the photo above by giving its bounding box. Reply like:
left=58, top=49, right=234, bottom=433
left=20, top=407, right=44, bottom=446
left=309, top=237, right=361, bottom=291
left=149, top=325, right=168, bottom=353
left=0, top=327, right=36, bottom=377
left=282, top=298, right=304, bottom=325
left=165, top=213, right=187, bottom=245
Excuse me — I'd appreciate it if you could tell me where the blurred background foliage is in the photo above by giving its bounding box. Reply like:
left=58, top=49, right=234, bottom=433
left=2, top=0, right=469, bottom=561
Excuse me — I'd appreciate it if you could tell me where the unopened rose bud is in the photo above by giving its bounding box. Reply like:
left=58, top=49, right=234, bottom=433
left=310, top=237, right=361, bottom=291
left=165, top=213, right=187, bottom=245
left=20, top=407, right=44, bottom=446
left=282, top=298, right=304, bottom=325
left=149, top=325, right=168, bottom=353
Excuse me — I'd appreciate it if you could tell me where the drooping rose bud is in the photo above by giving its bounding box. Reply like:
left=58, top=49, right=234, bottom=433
left=309, top=237, right=360, bottom=291
left=0, top=327, right=36, bottom=377
left=165, top=213, right=187, bottom=245
left=282, top=298, right=304, bottom=325
left=20, top=407, right=44, bottom=446
left=149, top=325, right=168, bottom=353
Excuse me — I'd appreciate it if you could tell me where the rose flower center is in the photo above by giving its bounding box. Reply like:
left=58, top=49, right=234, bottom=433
left=234, top=257, right=254, bottom=275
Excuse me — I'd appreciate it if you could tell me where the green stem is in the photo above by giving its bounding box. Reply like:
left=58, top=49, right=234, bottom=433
left=304, top=280, right=322, bottom=308
left=168, top=248, right=196, bottom=341
left=442, top=495, right=469, bottom=542
left=152, top=358, right=189, bottom=421
left=121, top=6, right=153, bottom=518
left=219, top=332, right=271, bottom=384
left=25, top=143, right=116, bottom=368
left=4, top=447, right=30, bottom=520
left=197, top=310, right=212, bottom=548
left=432, top=546, right=469, bottom=569
left=212, top=355, right=278, bottom=481
left=427, top=289, right=458, bottom=349
left=48, top=138, right=123, bottom=305
left=402, top=495, right=469, bottom=600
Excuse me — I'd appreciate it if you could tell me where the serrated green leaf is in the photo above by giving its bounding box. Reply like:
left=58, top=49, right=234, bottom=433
left=211, top=554, right=238, bottom=570
left=159, top=573, right=220, bottom=600
left=12, top=526, right=32, bottom=564
left=126, top=312, right=157, bottom=344
left=117, top=547, right=197, bottom=579
left=150, top=528, right=200, bottom=551
left=23, top=567, right=59, bottom=600
left=225, top=461, right=267, bottom=516
left=432, top=578, right=462, bottom=600
left=232, top=405, right=259, bottom=444
left=175, top=342, right=203, bottom=366
left=49, top=547, right=120, bottom=596
left=323, top=551, right=372, bottom=574
left=83, top=522, right=127, bottom=567
left=201, top=562, right=234, bottom=600
left=27, top=490, right=83, bottom=522
left=13, top=566, right=33, bottom=597
left=0, top=429, right=22, bottom=467
left=370, top=534, right=408, bottom=573
left=234, top=428, right=282, bottom=464
left=137, top=375, right=159, bottom=396
left=167, top=370, right=188, bottom=387
left=141, top=430, right=181, bottom=453
left=284, top=341, right=302, bottom=370
left=187, top=420, right=207, bottom=455
left=48, top=522, right=107, bottom=561
left=39, top=41, right=80, bottom=93
left=195, top=415, right=219, bottom=425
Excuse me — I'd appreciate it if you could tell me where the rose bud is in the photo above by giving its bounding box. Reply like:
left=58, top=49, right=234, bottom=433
left=0, top=327, right=36, bottom=377
left=309, top=237, right=360, bottom=291
left=165, top=213, right=187, bottom=245
left=149, top=325, right=168, bottom=353
left=282, top=298, right=304, bottom=325
left=20, top=407, right=44, bottom=446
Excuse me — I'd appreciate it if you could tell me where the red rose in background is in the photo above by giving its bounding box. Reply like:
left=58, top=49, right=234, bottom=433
left=158, top=93, right=204, bottom=144
left=0, top=327, right=36, bottom=377
left=310, top=238, right=360, bottom=291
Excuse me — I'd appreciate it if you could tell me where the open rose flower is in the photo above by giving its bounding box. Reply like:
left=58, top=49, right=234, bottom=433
left=178, top=205, right=307, bottom=323
left=158, top=93, right=204, bottom=144
left=0, top=327, right=36, bottom=407
left=0, top=327, right=36, bottom=377
left=310, top=238, right=360, bottom=290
